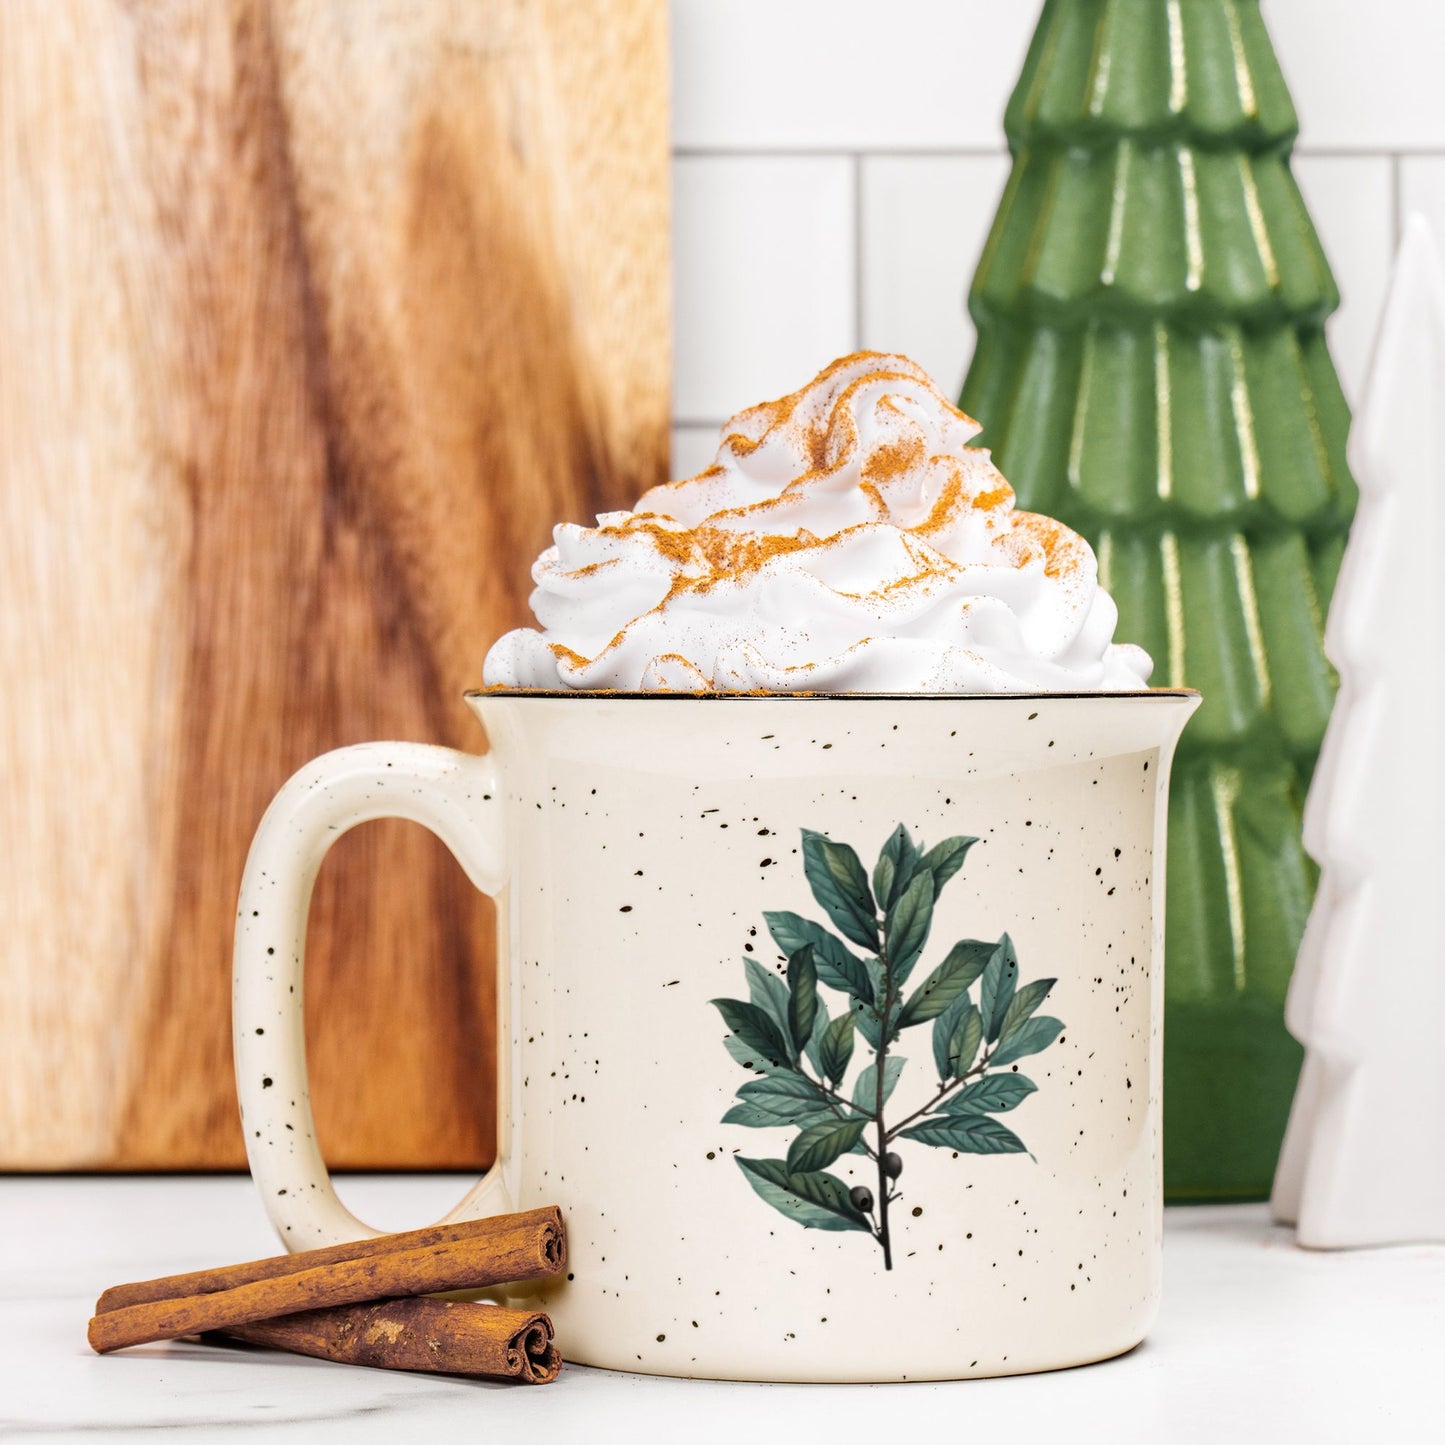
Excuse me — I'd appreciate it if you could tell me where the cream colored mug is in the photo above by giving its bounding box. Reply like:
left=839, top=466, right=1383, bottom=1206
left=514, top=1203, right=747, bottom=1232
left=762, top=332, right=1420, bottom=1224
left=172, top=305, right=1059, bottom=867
left=234, top=688, right=1198, bottom=1381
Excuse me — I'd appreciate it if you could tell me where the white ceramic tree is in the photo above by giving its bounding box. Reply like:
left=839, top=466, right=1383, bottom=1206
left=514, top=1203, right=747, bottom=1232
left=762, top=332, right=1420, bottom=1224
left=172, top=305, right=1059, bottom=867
left=1272, top=216, right=1445, bottom=1247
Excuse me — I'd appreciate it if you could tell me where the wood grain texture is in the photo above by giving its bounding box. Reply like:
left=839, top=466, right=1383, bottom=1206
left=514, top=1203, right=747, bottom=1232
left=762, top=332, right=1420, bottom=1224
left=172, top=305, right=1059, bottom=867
left=0, top=1, right=669, bottom=1168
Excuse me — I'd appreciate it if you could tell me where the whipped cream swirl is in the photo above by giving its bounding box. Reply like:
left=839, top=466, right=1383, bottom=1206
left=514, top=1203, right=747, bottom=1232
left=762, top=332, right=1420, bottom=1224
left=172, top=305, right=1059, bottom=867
left=483, top=353, right=1152, bottom=693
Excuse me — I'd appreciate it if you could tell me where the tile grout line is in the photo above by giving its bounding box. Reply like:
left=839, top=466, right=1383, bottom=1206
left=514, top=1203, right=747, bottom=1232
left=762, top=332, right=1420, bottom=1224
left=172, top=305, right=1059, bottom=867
left=1292, top=146, right=1445, bottom=160
left=673, top=146, right=1445, bottom=162
left=671, top=145, right=1011, bottom=160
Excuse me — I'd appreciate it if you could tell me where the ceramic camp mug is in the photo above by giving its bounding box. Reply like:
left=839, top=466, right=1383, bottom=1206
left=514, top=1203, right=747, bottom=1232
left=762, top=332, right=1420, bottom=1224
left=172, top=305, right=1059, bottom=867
left=234, top=688, right=1199, bottom=1381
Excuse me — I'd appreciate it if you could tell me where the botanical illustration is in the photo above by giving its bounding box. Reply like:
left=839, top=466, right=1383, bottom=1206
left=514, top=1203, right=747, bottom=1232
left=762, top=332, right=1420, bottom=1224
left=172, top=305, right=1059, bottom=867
left=712, top=826, right=1065, bottom=1269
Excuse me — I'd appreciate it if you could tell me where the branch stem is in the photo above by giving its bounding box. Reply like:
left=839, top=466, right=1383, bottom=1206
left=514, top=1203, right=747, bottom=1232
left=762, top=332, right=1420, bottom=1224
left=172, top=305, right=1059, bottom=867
left=794, top=1063, right=878, bottom=1160
left=873, top=934, right=896, bottom=1270
left=884, top=1049, right=993, bottom=1143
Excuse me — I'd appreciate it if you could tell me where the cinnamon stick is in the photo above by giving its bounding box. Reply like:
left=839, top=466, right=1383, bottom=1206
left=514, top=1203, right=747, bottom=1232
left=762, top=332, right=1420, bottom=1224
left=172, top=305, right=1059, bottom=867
left=96, top=1207, right=564, bottom=1313
left=211, top=1300, right=560, bottom=1384
left=88, top=1206, right=565, bottom=1355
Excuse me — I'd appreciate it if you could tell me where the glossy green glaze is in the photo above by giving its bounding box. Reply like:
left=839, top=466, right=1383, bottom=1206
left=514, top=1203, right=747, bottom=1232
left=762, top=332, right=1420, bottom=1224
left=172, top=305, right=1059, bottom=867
left=961, top=0, right=1355, bottom=1199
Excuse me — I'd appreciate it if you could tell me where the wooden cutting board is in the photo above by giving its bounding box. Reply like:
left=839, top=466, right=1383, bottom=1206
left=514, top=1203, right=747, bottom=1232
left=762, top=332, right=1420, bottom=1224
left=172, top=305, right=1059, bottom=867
left=0, top=0, right=670, bottom=1169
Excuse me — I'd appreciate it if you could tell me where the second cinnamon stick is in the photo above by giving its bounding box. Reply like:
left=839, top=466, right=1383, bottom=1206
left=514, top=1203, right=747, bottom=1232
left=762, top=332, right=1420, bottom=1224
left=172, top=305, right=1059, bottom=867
left=212, top=1299, right=560, bottom=1383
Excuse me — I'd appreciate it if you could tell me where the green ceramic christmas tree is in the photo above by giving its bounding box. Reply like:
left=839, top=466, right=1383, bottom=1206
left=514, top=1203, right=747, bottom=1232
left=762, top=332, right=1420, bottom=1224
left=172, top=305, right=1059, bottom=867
left=962, top=0, right=1356, bottom=1199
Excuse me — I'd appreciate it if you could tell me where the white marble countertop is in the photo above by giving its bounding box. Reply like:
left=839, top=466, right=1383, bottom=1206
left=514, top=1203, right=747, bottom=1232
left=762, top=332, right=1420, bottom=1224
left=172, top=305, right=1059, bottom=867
left=2, top=1175, right=1441, bottom=1443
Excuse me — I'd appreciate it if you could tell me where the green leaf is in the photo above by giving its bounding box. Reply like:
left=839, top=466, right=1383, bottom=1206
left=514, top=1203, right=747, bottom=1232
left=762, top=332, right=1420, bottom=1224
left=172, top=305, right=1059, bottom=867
left=711, top=998, right=793, bottom=1069
left=978, top=935, right=1020, bottom=1043
left=722, top=1101, right=804, bottom=1129
left=921, top=835, right=978, bottom=894
left=933, top=992, right=966, bottom=1080
left=898, top=1114, right=1027, bottom=1154
left=853, top=1054, right=905, bottom=1112
left=736, top=1071, right=828, bottom=1104
left=801, top=829, right=880, bottom=952
left=873, top=856, right=895, bottom=918
left=896, top=938, right=995, bottom=1028
left=786, top=1117, right=870, bottom=1173
left=787, top=945, right=820, bottom=1050
left=729, top=1072, right=834, bottom=1127
left=933, top=1000, right=982, bottom=1081
left=851, top=997, right=885, bottom=1051
left=989, top=1016, right=1064, bottom=1068
left=819, top=1011, right=856, bottom=1088
left=864, top=954, right=888, bottom=1007
left=884, top=870, right=935, bottom=985
left=735, top=1157, right=872, bottom=1233
left=939, top=1073, right=1037, bottom=1114
left=803, top=1001, right=830, bottom=1077
left=952, top=1005, right=984, bottom=1079
left=743, top=957, right=791, bottom=1041
left=763, top=912, right=874, bottom=1004
left=873, top=824, right=922, bottom=912
left=724, top=1032, right=785, bottom=1074
left=997, top=978, right=1056, bottom=1047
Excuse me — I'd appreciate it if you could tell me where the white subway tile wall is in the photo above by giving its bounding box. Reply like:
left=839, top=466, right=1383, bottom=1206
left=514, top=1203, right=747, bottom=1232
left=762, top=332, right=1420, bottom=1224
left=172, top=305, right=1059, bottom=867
left=670, top=0, right=1445, bottom=478
left=859, top=155, right=1011, bottom=400
left=1267, top=1, right=1445, bottom=150
left=672, top=1, right=1036, bottom=152
left=672, top=156, right=856, bottom=423
left=1293, top=156, right=1396, bottom=401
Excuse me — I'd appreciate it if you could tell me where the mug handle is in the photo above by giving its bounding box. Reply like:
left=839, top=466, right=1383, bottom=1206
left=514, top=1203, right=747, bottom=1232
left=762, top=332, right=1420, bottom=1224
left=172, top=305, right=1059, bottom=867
left=233, top=741, right=508, bottom=1247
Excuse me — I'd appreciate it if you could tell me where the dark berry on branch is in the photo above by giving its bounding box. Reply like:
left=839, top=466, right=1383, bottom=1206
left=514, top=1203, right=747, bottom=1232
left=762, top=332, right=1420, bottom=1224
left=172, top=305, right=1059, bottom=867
left=882, top=1152, right=903, bottom=1179
left=849, top=1185, right=874, bottom=1213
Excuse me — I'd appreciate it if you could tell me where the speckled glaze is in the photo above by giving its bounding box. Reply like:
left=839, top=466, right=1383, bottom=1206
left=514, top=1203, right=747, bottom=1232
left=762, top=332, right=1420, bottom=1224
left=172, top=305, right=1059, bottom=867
left=234, top=690, right=1198, bottom=1381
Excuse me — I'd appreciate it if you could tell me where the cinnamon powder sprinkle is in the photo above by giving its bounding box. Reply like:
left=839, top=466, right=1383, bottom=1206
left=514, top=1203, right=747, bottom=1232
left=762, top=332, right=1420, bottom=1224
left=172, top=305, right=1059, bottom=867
left=860, top=434, right=925, bottom=483
left=596, top=519, right=818, bottom=586
left=542, top=352, right=1094, bottom=677
left=1013, top=511, right=1087, bottom=580
left=575, top=353, right=1085, bottom=607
